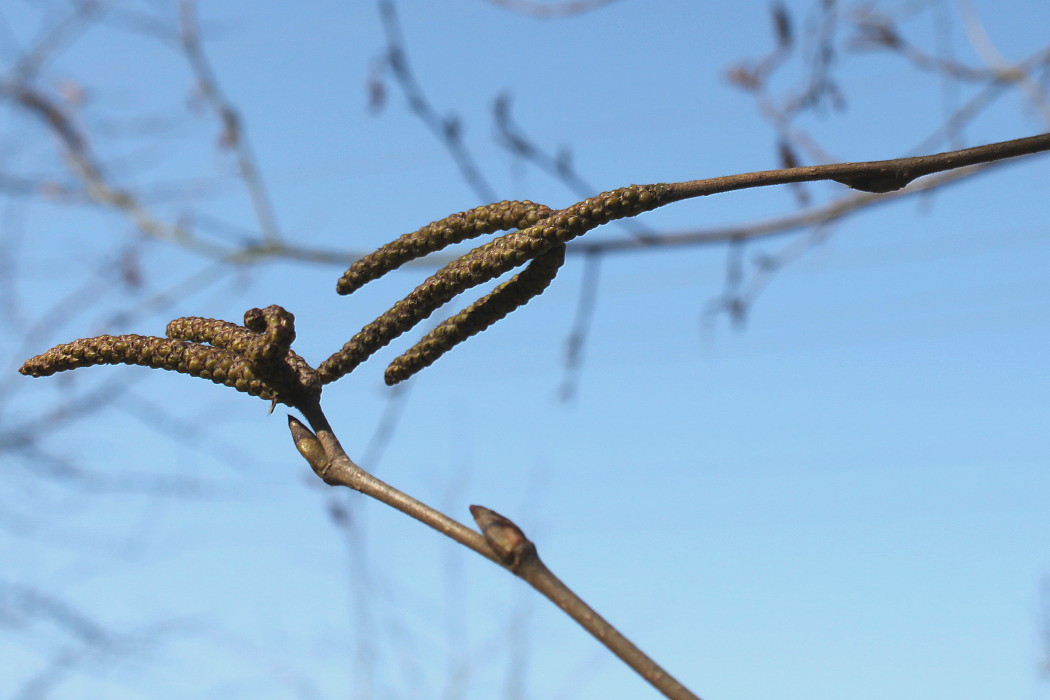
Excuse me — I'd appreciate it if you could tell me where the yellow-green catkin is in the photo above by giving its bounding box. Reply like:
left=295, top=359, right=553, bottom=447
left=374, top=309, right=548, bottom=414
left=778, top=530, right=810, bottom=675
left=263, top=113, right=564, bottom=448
left=384, top=243, right=566, bottom=385
left=336, top=200, right=552, bottom=295
left=166, top=316, right=256, bottom=352
left=168, top=308, right=321, bottom=402
left=318, top=229, right=566, bottom=383
left=20, top=334, right=279, bottom=401
left=243, top=305, right=296, bottom=365
left=319, top=184, right=669, bottom=385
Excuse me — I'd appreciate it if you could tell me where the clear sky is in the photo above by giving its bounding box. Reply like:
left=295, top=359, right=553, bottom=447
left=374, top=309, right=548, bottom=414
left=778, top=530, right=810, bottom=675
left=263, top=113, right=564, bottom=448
left=1, top=1, right=1048, bottom=699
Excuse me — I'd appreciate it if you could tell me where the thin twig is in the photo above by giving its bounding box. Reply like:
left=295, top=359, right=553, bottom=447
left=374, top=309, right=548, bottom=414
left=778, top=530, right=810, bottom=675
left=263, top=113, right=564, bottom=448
left=322, top=132, right=1050, bottom=383
left=470, top=505, right=700, bottom=700
left=287, top=405, right=701, bottom=699
left=292, top=405, right=499, bottom=564
left=662, top=132, right=1050, bottom=201
left=481, top=0, right=623, bottom=18
left=377, top=0, right=499, bottom=203
left=177, top=0, right=283, bottom=244
left=559, top=249, right=601, bottom=401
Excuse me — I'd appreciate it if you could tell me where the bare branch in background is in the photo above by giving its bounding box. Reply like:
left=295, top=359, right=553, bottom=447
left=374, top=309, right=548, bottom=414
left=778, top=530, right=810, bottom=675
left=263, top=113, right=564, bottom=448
left=481, top=0, right=624, bottom=19
left=1041, top=577, right=1050, bottom=679
left=493, top=93, right=657, bottom=242
left=1, top=581, right=111, bottom=648
left=177, top=0, right=283, bottom=244
left=715, top=2, right=1050, bottom=329
left=7, top=0, right=106, bottom=84
left=358, top=381, right=412, bottom=469
left=375, top=0, right=500, bottom=203
left=1, top=580, right=191, bottom=700
left=4, top=3, right=1050, bottom=697
left=559, top=249, right=601, bottom=402
left=1, top=81, right=229, bottom=257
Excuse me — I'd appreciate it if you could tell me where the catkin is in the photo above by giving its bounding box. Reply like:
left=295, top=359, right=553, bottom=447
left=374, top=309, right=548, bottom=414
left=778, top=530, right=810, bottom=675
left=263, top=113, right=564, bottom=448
left=320, top=184, right=669, bottom=384
left=384, top=243, right=566, bottom=385
left=168, top=308, right=320, bottom=400
left=20, top=335, right=279, bottom=401
left=243, top=305, right=296, bottom=365
left=336, top=200, right=553, bottom=295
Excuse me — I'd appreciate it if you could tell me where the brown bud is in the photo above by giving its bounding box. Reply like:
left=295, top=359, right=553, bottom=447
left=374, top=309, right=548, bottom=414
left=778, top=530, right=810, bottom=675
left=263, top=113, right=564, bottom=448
left=469, top=505, right=536, bottom=569
left=287, top=415, right=328, bottom=472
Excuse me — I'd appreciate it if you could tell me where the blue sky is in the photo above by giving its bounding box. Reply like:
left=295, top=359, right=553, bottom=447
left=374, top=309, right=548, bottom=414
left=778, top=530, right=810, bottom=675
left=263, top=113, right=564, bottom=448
left=1, top=1, right=1049, bottom=699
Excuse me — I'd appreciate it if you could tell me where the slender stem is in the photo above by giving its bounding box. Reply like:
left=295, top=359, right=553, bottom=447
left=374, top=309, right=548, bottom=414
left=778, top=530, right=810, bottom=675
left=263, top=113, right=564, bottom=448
left=295, top=401, right=498, bottom=564
left=663, top=131, right=1050, bottom=201
left=178, top=0, right=283, bottom=244
left=280, top=131, right=1050, bottom=699
left=470, top=505, right=701, bottom=699
left=292, top=401, right=700, bottom=699
left=519, top=555, right=700, bottom=700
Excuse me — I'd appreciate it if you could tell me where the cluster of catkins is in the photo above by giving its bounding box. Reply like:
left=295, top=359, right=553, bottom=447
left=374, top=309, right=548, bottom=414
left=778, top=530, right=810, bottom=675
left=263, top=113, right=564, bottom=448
left=21, top=305, right=320, bottom=408
left=21, top=183, right=670, bottom=406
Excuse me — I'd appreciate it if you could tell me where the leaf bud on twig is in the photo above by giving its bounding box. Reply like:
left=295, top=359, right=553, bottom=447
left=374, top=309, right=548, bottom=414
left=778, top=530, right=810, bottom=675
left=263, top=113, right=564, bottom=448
left=287, top=415, right=328, bottom=472
left=469, top=505, right=537, bottom=569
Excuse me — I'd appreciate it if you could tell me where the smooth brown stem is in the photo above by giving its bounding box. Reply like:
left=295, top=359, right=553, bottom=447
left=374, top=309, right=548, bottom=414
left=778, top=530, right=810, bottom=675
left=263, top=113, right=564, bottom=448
left=518, top=554, right=700, bottom=700
left=663, top=131, right=1050, bottom=201
left=294, top=401, right=498, bottom=564
left=471, top=505, right=701, bottom=700
left=291, top=403, right=700, bottom=699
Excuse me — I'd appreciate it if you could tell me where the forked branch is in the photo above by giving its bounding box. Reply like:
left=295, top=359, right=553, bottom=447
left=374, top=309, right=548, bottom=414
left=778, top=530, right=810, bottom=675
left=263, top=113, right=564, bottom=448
left=289, top=408, right=702, bottom=700
left=18, top=131, right=1048, bottom=700
left=322, top=132, right=1050, bottom=385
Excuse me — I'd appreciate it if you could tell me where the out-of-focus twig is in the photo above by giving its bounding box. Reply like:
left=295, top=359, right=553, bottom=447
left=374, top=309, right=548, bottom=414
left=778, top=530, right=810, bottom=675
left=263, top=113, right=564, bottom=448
left=558, top=250, right=601, bottom=402
left=493, top=93, right=657, bottom=242
left=7, top=0, right=105, bottom=84
left=481, top=0, right=623, bottom=18
left=177, top=0, right=283, bottom=244
left=376, top=0, right=500, bottom=203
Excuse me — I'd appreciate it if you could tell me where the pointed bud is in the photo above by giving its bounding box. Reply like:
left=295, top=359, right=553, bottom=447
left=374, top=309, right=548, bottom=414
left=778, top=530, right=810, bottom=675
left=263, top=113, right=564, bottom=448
left=287, top=415, right=328, bottom=472
left=469, top=505, right=536, bottom=569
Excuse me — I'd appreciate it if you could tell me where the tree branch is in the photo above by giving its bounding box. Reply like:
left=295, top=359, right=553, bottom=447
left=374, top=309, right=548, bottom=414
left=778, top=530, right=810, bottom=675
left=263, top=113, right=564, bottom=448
left=288, top=406, right=701, bottom=699
left=663, top=132, right=1050, bottom=200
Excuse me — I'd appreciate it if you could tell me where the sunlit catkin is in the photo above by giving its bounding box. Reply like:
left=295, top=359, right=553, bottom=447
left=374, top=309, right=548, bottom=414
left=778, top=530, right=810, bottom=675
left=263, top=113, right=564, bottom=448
left=336, top=200, right=553, bottom=295
left=384, top=243, right=566, bottom=384
left=168, top=308, right=320, bottom=400
left=319, top=184, right=669, bottom=384
left=20, top=335, right=280, bottom=401
left=243, top=305, right=296, bottom=365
